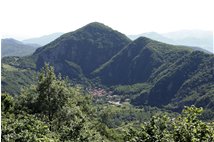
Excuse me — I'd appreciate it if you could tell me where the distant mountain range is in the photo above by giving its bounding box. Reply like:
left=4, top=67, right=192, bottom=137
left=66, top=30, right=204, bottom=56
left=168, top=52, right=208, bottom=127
left=1, top=38, right=40, bottom=57
left=1, top=33, right=64, bottom=57
left=22, top=32, right=64, bottom=46
left=128, top=30, right=213, bottom=53
left=2, top=22, right=214, bottom=114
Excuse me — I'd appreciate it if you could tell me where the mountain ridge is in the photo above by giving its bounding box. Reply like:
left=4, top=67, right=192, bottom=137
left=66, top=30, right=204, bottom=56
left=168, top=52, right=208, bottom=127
left=1, top=38, right=40, bottom=57
left=2, top=22, right=214, bottom=115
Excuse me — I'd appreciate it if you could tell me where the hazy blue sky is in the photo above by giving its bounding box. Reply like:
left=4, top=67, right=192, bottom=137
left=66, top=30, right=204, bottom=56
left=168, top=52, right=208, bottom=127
left=0, top=0, right=213, bottom=40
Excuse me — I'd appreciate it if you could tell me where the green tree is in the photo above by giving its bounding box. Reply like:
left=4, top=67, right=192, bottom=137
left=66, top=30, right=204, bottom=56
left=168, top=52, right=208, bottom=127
left=1, top=93, right=56, bottom=141
left=36, top=64, right=70, bottom=130
left=1, top=93, right=14, bottom=113
left=1, top=113, right=57, bottom=142
left=14, top=64, right=103, bottom=141
left=125, top=106, right=214, bottom=142
left=172, top=106, right=214, bottom=142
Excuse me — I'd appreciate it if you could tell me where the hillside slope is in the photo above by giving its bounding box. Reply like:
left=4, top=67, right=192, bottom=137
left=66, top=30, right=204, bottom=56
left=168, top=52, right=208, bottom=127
left=1, top=38, right=40, bottom=57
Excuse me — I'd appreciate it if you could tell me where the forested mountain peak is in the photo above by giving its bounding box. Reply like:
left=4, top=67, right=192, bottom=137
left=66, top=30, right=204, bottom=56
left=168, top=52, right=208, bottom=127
left=32, top=22, right=131, bottom=78
left=41, top=22, right=130, bottom=47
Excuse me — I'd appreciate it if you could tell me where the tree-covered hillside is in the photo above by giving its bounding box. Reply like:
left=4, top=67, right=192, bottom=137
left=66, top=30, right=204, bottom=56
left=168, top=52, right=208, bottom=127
left=93, top=37, right=191, bottom=85
left=2, top=22, right=214, bottom=120
left=2, top=64, right=214, bottom=141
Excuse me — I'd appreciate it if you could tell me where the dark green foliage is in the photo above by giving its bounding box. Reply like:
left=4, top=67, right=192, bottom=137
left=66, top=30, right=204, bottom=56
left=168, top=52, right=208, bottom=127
left=36, top=64, right=70, bottom=124
left=1, top=93, right=56, bottom=141
left=1, top=93, right=14, bottom=113
left=2, top=64, right=103, bottom=142
left=1, top=113, right=56, bottom=142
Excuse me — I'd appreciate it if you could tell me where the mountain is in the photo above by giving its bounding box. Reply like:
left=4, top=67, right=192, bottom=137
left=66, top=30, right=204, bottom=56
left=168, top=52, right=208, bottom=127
left=32, top=22, right=131, bottom=79
left=1, top=38, right=40, bottom=57
left=93, top=37, right=191, bottom=85
left=128, top=30, right=213, bottom=53
left=2, top=22, right=214, bottom=115
left=92, top=37, right=213, bottom=112
left=93, top=37, right=214, bottom=111
left=2, top=22, right=131, bottom=93
left=22, top=32, right=64, bottom=46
